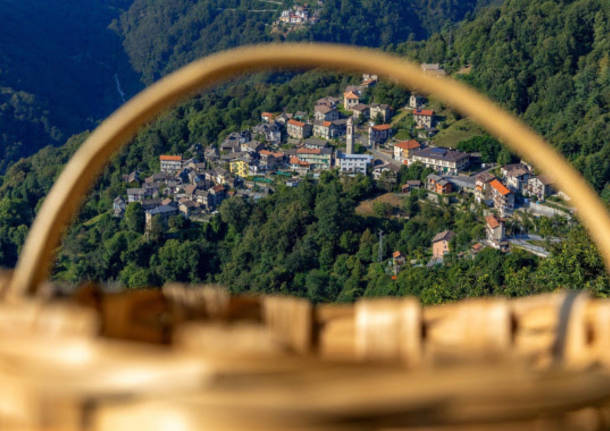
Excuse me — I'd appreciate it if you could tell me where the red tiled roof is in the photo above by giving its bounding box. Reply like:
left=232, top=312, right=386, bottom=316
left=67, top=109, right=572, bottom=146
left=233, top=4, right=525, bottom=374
left=261, top=112, right=274, bottom=118
left=414, top=109, right=434, bottom=116
left=288, top=119, right=306, bottom=127
left=486, top=215, right=500, bottom=229
left=471, top=243, right=484, bottom=252
left=160, top=155, right=182, bottom=161
left=490, top=179, right=511, bottom=196
left=392, top=250, right=403, bottom=258
left=395, top=140, right=420, bottom=150
left=372, top=124, right=392, bottom=131
left=297, top=147, right=321, bottom=155
left=290, top=156, right=310, bottom=167
left=213, top=185, right=225, bottom=193
left=344, top=91, right=360, bottom=99
left=260, top=150, right=284, bottom=158
left=322, top=121, right=332, bottom=127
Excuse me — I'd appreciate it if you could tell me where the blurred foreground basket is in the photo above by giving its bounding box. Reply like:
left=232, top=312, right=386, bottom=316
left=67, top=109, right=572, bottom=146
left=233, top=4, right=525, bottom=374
left=1, top=43, right=610, bottom=430
left=2, top=281, right=610, bottom=430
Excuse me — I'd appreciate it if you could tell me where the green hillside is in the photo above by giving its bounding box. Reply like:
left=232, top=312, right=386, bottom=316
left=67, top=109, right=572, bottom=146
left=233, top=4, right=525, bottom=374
left=0, top=0, right=607, bottom=295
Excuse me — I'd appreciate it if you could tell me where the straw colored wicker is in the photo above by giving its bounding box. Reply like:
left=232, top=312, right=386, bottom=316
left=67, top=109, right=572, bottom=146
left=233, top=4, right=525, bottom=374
left=0, top=44, right=609, bottom=430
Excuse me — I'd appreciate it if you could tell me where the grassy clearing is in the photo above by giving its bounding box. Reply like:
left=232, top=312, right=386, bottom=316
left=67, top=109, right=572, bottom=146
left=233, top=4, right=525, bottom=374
left=356, top=192, right=404, bottom=217
left=433, top=118, right=485, bottom=148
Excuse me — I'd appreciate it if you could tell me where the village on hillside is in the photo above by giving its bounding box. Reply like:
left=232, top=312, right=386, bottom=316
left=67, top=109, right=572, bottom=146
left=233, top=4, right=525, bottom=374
left=272, top=2, right=322, bottom=33
left=114, top=67, right=572, bottom=271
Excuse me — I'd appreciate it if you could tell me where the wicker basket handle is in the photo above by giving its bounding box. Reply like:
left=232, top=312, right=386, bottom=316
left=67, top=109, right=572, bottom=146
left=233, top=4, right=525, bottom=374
left=5, top=43, right=610, bottom=298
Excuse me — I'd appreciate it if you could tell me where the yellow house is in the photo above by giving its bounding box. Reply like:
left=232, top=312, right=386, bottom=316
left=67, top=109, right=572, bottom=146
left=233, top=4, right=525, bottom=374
left=230, top=159, right=248, bottom=178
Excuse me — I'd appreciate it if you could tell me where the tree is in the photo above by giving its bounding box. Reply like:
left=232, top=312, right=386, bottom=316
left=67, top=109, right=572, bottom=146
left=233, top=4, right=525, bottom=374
left=124, top=202, right=145, bottom=233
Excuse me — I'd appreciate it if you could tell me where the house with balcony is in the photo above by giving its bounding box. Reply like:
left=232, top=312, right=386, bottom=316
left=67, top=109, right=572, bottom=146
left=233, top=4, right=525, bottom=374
left=410, top=147, right=469, bottom=175
left=486, top=215, right=508, bottom=250
left=413, top=109, right=435, bottom=129
left=336, top=152, right=372, bottom=175
left=393, top=140, right=421, bottom=164
left=427, top=174, right=453, bottom=195
left=160, top=155, right=183, bottom=173
left=296, top=147, right=333, bottom=170
left=526, top=175, right=555, bottom=201
left=475, top=172, right=496, bottom=206
left=490, top=179, right=514, bottom=217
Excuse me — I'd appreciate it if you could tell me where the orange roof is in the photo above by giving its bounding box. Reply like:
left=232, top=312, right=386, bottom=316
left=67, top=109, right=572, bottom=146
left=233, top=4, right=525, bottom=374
left=344, top=91, right=360, bottom=99
left=486, top=215, right=500, bottom=229
left=260, top=150, right=284, bottom=158
left=288, top=119, right=306, bottom=127
left=395, top=140, right=420, bottom=150
left=290, top=156, right=310, bottom=167
left=372, top=124, right=392, bottom=131
left=160, top=155, right=182, bottom=161
left=414, top=109, right=434, bottom=116
left=322, top=121, right=332, bottom=127
left=490, top=179, right=511, bottom=196
left=392, top=250, right=403, bottom=258
left=297, top=147, right=321, bottom=155
left=261, top=112, right=274, bottom=118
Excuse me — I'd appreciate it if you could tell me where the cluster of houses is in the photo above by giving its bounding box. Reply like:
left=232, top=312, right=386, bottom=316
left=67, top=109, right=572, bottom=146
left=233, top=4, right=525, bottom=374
left=391, top=212, right=508, bottom=273
left=276, top=3, right=320, bottom=26
left=474, top=163, right=555, bottom=216
left=114, top=155, right=241, bottom=230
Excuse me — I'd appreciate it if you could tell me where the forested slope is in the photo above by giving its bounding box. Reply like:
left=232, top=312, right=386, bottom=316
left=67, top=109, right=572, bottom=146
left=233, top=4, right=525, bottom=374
left=397, top=0, right=609, bottom=190
left=117, top=0, right=496, bottom=83
left=0, top=0, right=141, bottom=170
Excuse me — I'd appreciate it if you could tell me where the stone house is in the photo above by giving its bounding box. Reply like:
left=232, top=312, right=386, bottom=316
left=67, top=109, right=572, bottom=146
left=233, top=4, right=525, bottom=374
left=287, top=119, right=312, bottom=139
left=313, top=120, right=341, bottom=140
left=370, top=104, right=392, bottom=123
left=413, top=109, right=435, bottom=128
left=351, top=103, right=369, bottom=119
left=432, top=230, right=455, bottom=259
left=343, top=90, right=360, bottom=110
left=314, top=104, right=339, bottom=122
left=145, top=205, right=178, bottom=230
left=486, top=215, right=507, bottom=250
left=368, top=124, right=393, bottom=147
left=502, top=163, right=530, bottom=193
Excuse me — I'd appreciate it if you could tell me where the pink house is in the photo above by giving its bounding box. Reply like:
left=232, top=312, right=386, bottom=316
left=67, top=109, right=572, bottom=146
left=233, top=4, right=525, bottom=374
left=432, top=230, right=455, bottom=259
